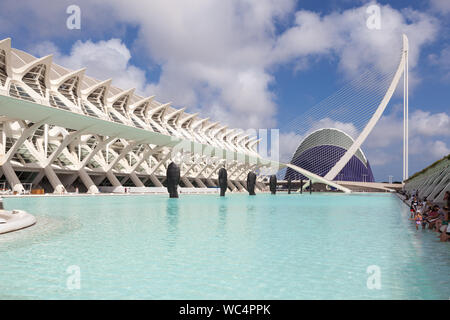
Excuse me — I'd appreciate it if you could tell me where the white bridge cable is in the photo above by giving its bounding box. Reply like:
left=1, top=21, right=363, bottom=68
left=276, top=54, right=402, bottom=180
left=282, top=67, right=397, bottom=136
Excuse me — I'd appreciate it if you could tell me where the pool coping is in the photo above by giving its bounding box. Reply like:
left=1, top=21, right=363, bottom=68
left=0, top=209, right=36, bottom=234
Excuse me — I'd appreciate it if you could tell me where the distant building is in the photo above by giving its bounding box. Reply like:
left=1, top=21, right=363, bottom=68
left=284, top=128, right=375, bottom=182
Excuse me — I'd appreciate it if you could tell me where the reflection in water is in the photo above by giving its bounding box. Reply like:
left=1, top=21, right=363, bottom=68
left=165, top=199, right=179, bottom=247
left=245, top=198, right=257, bottom=235
left=215, top=198, right=228, bottom=255
left=246, top=203, right=256, bottom=215
left=268, top=205, right=277, bottom=216
left=217, top=198, right=228, bottom=236
left=0, top=216, right=81, bottom=252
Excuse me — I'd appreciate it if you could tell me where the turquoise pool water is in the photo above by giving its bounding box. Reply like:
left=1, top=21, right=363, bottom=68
left=1, top=193, right=449, bottom=299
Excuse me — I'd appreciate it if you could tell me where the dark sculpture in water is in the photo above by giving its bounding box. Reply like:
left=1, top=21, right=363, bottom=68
left=287, top=178, right=292, bottom=194
left=269, top=175, right=277, bottom=195
left=300, top=179, right=304, bottom=194
left=166, top=162, right=180, bottom=198
left=218, top=167, right=228, bottom=197
left=247, top=172, right=256, bottom=196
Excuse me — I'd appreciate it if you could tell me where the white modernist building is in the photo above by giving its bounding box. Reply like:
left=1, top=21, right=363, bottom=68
left=0, top=38, right=350, bottom=194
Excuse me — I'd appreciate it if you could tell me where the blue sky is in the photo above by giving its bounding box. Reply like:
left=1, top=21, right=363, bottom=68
left=0, top=0, right=449, bottom=182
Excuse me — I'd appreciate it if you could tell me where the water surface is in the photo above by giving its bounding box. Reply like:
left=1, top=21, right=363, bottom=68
left=1, top=193, right=449, bottom=299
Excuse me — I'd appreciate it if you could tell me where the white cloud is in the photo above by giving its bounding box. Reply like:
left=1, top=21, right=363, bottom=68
left=410, top=137, right=450, bottom=158
left=364, top=107, right=450, bottom=170
left=410, top=110, right=450, bottom=136
left=365, top=105, right=404, bottom=148
left=309, top=118, right=359, bottom=139
left=430, top=0, right=450, bottom=14
left=429, top=140, right=450, bottom=158
left=31, top=41, right=60, bottom=58
left=428, top=45, right=450, bottom=80
left=97, top=0, right=296, bottom=129
left=32, top=39, right=149, bottom=94
left=366, top=107, right=449, bottom=148
left=365, top=106, right=450, bottom=148
left=272, top=3, right=439, bottom=81
left=365, top=149, right=400, bottom=166
left=278, top=131, right=304, bottom=163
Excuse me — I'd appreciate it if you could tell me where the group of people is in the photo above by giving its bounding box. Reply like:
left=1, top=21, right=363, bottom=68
left=408, top=191, right=450, bottom=242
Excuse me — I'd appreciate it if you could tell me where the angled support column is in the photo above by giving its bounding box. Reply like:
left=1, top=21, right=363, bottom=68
left=31, top=169, right=45, bottom=187
left=126, top=145, right=165, bottom=188
left=78, top=138, right=124, bottom=191
left=61, top=173, right=79, bottom=189
left=0, top=119, right=48, bottom=165
left=205, top=178, right=216, bottom=187
left=38, top=129, right=92, bottom=193
left=43, top=127, right=90, bottom=167
left=194, top=177, right=207, bottom=188
left=79, top=169, right=99, bottom=193
left=229, top=163, right=246, bottom=180
left=44, top=166, right=65, bottom=193
left=233, top=180, right=244, bottom=191
left=20, top=138, right=66, bottom=194
left=181, top=176, right=195, bottom=188
left=149, top=152, right=171, bottom=176
left=239, top=179, right=248, bottom=191
left=130, top=145, right=164, bottom=173
left=129, top=172, right=145, bottom=187
left=106, top=170, right=122, bottom=187
left=1, top=162, right=24, bottom=193
left=205, top=160, right=231, bottom=180
left=195, top=162, right=214, bottom=179
left=93, top=175, right=106, bottom=185
left=227, top=180, right=237, bottom=192
left=105, top=141, right=139, bottom=172
left=182, top=158, right=200, bottom=178
left=255, top=181, right=266, bottom=191
left=119, top=176, right=129, bottom=185
left=149, top=174, right=163, bottom=187
left=77, top=136, right=117, bottom=170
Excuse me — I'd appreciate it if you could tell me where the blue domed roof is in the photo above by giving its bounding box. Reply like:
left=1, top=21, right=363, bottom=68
left=285, top=128, right=374, bottom=182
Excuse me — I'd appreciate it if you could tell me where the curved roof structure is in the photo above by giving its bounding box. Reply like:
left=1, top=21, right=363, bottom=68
left=285, top=128, right=375, bottom=182
left=0, top=39, right=258, bottom=156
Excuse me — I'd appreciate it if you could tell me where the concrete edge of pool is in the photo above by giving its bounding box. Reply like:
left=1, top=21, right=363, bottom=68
left=0, top=209, right=36, bottom=234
